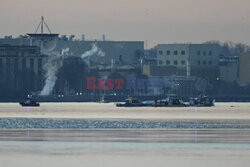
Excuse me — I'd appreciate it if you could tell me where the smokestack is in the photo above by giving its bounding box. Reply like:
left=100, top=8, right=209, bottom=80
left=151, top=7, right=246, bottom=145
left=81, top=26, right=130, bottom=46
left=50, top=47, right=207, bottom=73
left=102, top=34, right=105, bottom=41
left=82, top=34, right=85, bottom=41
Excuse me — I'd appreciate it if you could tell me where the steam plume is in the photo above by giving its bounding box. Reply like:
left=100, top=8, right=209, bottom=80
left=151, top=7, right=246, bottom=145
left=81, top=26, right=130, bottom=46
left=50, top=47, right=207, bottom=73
left=81, top=44, right=105, bottom=59
left=39, top=44, right=105, bottom=96
left=39, top=48, right=69, bottom=96
left=80, top=44, right=105, bottom=68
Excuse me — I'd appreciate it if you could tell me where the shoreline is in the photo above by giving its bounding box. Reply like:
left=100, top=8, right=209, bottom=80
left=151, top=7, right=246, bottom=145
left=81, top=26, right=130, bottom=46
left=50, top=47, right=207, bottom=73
left=1, top=102, right=250, bottom=120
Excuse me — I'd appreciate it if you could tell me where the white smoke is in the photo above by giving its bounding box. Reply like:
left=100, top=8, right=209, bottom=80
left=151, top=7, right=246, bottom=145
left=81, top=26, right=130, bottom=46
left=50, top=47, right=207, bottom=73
left=81, top=44, right=105, bottom=59
left=39, top=44, right=105, bottom=96
left=61, top=48, right=70, bottom=58
left=80, top=43, right=105, bottom=68
left=39, top=48, right=69, bottom=96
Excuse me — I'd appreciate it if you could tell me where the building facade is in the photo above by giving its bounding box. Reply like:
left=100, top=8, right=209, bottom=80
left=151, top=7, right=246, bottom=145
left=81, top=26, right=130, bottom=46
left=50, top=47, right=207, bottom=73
left=0, top=44, right=45, bottom=95
left=55, top=40, right=144, bottom=67
left=0, top=36, right=144, bottom=96
left=156, top=44, right=221, bottom=80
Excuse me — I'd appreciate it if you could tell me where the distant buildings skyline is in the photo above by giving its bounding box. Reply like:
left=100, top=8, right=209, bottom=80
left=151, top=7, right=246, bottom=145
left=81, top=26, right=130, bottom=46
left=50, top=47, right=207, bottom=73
left=0, top=33, right=249, bottom=99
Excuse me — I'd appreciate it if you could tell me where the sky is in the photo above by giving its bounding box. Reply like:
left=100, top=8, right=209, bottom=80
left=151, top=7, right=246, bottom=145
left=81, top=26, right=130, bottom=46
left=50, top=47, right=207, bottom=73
left=0, top=0, right=250, bottom=48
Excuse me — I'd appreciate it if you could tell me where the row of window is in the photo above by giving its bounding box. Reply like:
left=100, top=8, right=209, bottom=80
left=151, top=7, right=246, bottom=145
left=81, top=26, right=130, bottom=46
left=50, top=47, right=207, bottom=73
left=197, top=50, right=212, bottom=56
left=158, top=50, right=213, bottom=56
left=158, top=60, right=213, bottom=66
left=0, top=58, right=42, bottom=72
left=159, top=50, right=186, bottom=56
left=158, top=60, right=186, bottom=65
left=0, top=50, right=38, bottom=56
left=197, top=60, right=213, bottom=65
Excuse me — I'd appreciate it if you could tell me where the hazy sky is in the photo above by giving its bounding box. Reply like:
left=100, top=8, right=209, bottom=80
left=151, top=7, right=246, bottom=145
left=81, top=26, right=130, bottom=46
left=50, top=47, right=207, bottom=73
left=0, top=0, right=250, bottom=48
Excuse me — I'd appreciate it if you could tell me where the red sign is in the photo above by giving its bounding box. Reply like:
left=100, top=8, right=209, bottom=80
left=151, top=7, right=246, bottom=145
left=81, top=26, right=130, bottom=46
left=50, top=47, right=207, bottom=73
left=86, top=77, right=124, bottom=90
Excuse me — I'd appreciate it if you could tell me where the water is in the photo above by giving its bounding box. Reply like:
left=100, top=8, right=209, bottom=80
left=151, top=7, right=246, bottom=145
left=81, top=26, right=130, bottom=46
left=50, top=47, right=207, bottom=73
left=0, top=102, right=250, bottom=166
left=1, top=118, right=250, bottom=129
left=0, top=130, right=250, bottom=167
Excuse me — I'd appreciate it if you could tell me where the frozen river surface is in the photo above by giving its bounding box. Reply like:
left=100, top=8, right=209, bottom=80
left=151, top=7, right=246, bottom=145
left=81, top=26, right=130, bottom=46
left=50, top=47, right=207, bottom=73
left=0, top=103, right=250, bottom=167
left=0, top=129, right=250, bottom=167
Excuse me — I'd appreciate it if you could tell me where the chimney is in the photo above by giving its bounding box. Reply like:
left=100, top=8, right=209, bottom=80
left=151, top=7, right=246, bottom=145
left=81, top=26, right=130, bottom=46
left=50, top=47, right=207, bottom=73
left=82, top=34, right=85, bottom=41
left=102, top=34, right=105, bottom=41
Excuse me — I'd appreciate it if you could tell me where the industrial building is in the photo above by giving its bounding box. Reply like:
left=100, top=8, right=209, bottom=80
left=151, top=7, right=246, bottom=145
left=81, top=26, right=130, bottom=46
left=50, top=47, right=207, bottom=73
left=0, top=17, right=245, bottom=99
left=0, top=34, right=144, bottom=97
left=55, top=39, right=144, bottom=67
left=0, top=36, right=144, bottom=68
left=0, top=44, right=45, bottom=96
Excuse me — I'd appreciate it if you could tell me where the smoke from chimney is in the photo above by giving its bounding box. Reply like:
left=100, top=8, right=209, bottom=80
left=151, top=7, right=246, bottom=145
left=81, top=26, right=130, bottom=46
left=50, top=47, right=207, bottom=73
left=39, top=44, right=105, bottom=96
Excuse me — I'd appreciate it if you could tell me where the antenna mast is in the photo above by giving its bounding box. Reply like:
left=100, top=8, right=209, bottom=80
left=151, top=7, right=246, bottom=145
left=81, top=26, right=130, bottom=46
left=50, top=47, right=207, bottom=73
left=35, top=16, right=52, bottom=34
left=41, top=16, right=44, bottom=34
left=27, top=16, right=59, bottom=54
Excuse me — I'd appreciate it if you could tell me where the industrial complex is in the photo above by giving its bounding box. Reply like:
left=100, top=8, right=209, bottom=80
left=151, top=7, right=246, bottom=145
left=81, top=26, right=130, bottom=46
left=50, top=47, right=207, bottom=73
left=0, top=17, right=249, bottom=101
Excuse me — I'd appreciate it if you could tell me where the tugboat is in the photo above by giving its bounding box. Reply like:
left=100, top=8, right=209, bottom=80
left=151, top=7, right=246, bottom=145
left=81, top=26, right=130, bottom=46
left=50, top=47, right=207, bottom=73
left=189, top=96, right=215, bottom=107
left=116, top=97, right=150, bottom=107
left=19, top=97, right=40, bottom=107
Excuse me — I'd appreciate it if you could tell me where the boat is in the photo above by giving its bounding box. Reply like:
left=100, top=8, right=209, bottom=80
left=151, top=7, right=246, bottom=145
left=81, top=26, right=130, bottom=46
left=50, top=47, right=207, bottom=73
left=116, top=97, right=150, bottom=107
left=152, top=97, right=187, bottom=107
left=116, top=97, right=187, bottom=107
left=189, top=96, right=215, bottom=107
left=19, top=97, right=40, bottom=107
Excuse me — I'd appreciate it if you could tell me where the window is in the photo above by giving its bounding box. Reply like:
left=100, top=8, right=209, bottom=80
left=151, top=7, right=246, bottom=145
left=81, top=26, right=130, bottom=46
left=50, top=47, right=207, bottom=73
left=203, top=51, right=206, bottom=56
left=181, top=50, right=185, bottom=55
left=197, top=51, right=201, bottom=56
left=209, top=61, right=212, bottom=65
left=159, top=60, right=162, bottom=65
left=203, top=60, right=206, bottom=65
left=174, top=51, right=178, bottom=55
left=209, top=50, right=212, bottom=55
left=166, top=60, right=170, bottom=65
left=166, top=50, right=170, bottom=55
left=174, top=60, right=178, bottom=65
left=181, top=60, right=185, bottom=65
left=198, top=60, right=201, bottom=65
left=159, top=50, right=163, bottom=55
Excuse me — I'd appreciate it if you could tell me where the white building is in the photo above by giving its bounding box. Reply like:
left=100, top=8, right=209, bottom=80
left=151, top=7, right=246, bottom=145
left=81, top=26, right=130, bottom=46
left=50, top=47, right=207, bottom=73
left=157, top=44, right=220, bottom=68
left=156, top=44, right=221, bottom=81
